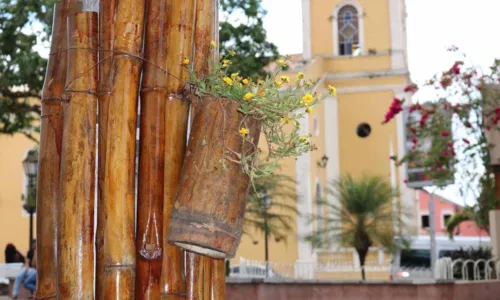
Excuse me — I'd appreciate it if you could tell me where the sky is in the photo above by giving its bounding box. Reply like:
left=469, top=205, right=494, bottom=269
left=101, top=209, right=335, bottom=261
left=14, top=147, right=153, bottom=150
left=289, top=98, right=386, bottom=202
left=261, top=0, right=500, bottom=205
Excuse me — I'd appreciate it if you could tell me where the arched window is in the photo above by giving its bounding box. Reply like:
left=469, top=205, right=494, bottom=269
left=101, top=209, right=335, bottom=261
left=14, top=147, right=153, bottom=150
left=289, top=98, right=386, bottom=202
left=337, top=5, right=359, bottom=56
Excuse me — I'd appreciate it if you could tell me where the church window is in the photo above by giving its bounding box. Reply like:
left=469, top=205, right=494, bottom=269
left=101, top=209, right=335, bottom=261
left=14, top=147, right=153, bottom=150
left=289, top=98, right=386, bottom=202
left=337, top=5, right=359, bottom=56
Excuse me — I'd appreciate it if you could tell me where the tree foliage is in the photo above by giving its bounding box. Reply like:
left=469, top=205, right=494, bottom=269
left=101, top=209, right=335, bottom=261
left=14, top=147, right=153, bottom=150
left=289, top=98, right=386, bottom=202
left=0, top=0, right=56, bottom=141
left=219, top=0, right=279, bottom=80
left=0, top=0, right=279, bottom=138
left=244, top=173, right=298, bottom=244
left=384, top=49, right=500, bottom=234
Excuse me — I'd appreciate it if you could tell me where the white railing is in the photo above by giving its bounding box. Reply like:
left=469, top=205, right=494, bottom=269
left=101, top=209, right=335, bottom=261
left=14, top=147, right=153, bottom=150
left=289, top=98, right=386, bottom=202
left=437, top=257, right=500, bottom=281
left=230, top=256, right=500, bottom=282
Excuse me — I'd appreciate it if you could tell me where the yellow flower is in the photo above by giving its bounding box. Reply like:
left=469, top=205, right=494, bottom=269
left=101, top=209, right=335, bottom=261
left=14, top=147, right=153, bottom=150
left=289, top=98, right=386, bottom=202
left=274, top=80, right=283, bottom=88
left=299, top=136, right=308, bottom=142
left=222, top=59, right=231, bottom=67
left=297, top=72, right=304, bottom=80
left=229, top=49, right=236, bottom=56
left=243, top=92, right=254, bottom=101
left=242, top=78, right=250, bottom=85
left=223, top=77, right=233, bottom=86
left=280, top=76, right=290, bottom=83
left=210, top=40, right=217, bottom=47
left=283, top=116, right=291, bottom=124
left=306, top=107, right=313, bottom=114
left=257, top=89, right=266, bottom=97
left=302, top=93, right=313, bottom=104
left=231, top=72, right=239, bottom=79
left=239, top=127, right=249, bottom=136
left=328, top=85, right=337, bottom=96
left=277, top=59, right=287, bottom=67
left=181, top=58, right=190, bottom=65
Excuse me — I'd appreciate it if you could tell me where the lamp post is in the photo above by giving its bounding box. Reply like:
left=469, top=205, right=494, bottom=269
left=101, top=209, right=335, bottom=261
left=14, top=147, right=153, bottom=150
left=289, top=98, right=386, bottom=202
left=260, top=189, right=272, bottom=278
left=23, top=148, right=38, bottom=247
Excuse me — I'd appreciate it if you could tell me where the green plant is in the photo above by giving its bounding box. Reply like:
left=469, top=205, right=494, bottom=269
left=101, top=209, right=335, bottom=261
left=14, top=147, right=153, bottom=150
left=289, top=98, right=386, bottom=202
left=383, top=49, right=500, bottom=233
left=305, top=174, right=407, bottom=280
left=243, top=172, right=298, bottom=243
left=187, top=49, right=336, bottom=183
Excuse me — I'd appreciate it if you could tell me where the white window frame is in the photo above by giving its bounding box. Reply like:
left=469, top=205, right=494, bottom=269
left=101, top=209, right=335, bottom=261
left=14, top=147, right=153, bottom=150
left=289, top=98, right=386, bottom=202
left=441, top=210, right=454, bottom=230
left=332, top=0, right=365, bottom=57
left=419, top=211, right=429, bottom=229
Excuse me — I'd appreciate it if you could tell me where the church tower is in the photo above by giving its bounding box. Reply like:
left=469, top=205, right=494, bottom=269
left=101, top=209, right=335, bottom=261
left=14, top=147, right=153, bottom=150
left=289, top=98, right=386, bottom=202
left=231, top=0, right=416, bottom=280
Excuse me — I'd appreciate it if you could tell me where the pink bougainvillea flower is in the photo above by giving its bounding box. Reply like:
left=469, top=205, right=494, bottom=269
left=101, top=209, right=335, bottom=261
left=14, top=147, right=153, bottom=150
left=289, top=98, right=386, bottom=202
left=463, top=138, right=470, bottom=145
left=404, top=84, right=418, bottom=93
left=382, top=97, right=403, bottom=124
left=464, top=121, right=472, bottom=128
left=440, top=131, right=451, bottom=137
left=449, top=61, right=463, bottom=75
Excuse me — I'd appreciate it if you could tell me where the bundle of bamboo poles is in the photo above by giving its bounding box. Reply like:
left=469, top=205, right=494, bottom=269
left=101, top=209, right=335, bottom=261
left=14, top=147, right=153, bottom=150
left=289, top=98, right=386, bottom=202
left=35, top=0, right=228, bottom=299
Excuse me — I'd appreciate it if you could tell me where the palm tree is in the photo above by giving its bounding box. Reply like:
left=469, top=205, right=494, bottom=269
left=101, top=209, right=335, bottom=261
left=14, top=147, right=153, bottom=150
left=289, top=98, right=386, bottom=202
left=244, top=173, right=298, bottom=244
left=305, top=174, right=405, bottom=280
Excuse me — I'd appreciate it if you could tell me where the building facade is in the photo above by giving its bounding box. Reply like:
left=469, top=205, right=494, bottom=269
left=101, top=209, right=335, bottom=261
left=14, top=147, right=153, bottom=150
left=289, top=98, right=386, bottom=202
left=417, top=190, right=488, bottom=238
left=232, top=0, right=416, bottom=280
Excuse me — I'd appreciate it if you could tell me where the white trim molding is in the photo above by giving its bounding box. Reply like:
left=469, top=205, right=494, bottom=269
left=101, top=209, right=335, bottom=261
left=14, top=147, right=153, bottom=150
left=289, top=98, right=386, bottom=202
left=335, top=83, right=406, bottom=94
left=326, top=68, right=409, bottom=81
left=302, top=0, right=312, bottom=60
left=396, top=90, right=415, bottom=236
left=332, top=0, right=365, bottom=57
left=324, top=96, right=340, bottom=224
left=296, top=112, right=313, bottom=261
left=389, top=0, right=408, bottom=70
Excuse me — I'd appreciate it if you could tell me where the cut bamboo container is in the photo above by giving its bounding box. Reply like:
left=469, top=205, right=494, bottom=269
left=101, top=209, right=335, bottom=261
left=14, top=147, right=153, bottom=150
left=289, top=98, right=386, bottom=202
left=158, top=0, right=196, bottom=299
left=187, top=1, right=222, bottom=299
left=96, top=0, right=116, bottom=299
left=135, top=0, right=169, bottom=298
left=57, top=11, right=98, bottom=300
left=99, top=0, right=145, bottom=298
left=36, top=2, right=70, bottom=299
left=168, top=97, right=261, bottom=258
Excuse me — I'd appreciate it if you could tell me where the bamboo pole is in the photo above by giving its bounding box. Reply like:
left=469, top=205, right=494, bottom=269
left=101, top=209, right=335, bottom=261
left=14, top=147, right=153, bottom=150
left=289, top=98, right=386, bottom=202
left=36, top=2, right=71, bottom=299
left=210, top=259, right=225, bottom=300
left=100, top=0, right=145, bottom=298
left=185, top=252, right=204, bottom=300
left=134, top=0, right=169, bottom=298
left=158, top=0, right=195, bottom=299
left=96, top=0, right=116, bottom=299
left=186, top=1, right=221, bottom=299
left=58, top=11, right=98, bottom=300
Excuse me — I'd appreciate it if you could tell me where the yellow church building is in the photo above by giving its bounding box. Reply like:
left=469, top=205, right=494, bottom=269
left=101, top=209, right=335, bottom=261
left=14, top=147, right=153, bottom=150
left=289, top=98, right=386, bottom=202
left=233, top=0, right=416, bottom=280
left=0, top=0, right=416, bottom=281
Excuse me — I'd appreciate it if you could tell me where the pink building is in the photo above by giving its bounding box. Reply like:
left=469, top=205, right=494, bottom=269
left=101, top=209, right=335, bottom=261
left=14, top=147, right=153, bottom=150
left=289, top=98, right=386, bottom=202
left=417, top=190, right=489, bottom=237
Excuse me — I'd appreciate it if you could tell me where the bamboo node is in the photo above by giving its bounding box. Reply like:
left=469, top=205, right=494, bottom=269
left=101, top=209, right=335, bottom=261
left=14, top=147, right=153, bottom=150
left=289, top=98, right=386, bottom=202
left=139, top=244, right=162, bottom=260
left=34, top=293, right=57, bottom=299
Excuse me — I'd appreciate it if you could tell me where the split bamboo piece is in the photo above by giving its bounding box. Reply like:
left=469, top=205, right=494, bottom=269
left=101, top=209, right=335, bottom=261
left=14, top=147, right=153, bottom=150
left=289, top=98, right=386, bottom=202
left=58, top=11, right=97, bottom=300
left=96, top=0, right=116, bottom=299
left=158, top=0, right=195, bottom=299
left=36, top=2, right=71, bottom=298
left=135, top=0, right=169, bottom=298
left=100, top=0, right=146, bottom=298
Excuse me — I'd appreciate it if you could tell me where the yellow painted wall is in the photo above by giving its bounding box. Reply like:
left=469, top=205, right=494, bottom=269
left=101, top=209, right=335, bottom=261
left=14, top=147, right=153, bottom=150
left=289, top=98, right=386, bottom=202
left=337, top=89, right=398, bottom=179
left=324, top=55, right=391, bottom=74
left=0, top=134, right=37, bottom=262
left=310, top=0, right=391, bottom=57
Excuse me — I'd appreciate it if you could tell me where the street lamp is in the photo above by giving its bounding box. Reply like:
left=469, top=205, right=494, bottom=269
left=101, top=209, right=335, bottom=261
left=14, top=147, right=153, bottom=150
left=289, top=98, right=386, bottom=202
left=317, top=155, right=329, bottom=168
left=260, top=189, right=272, bottom=278
left=22, top=148, right=38, bottom=247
